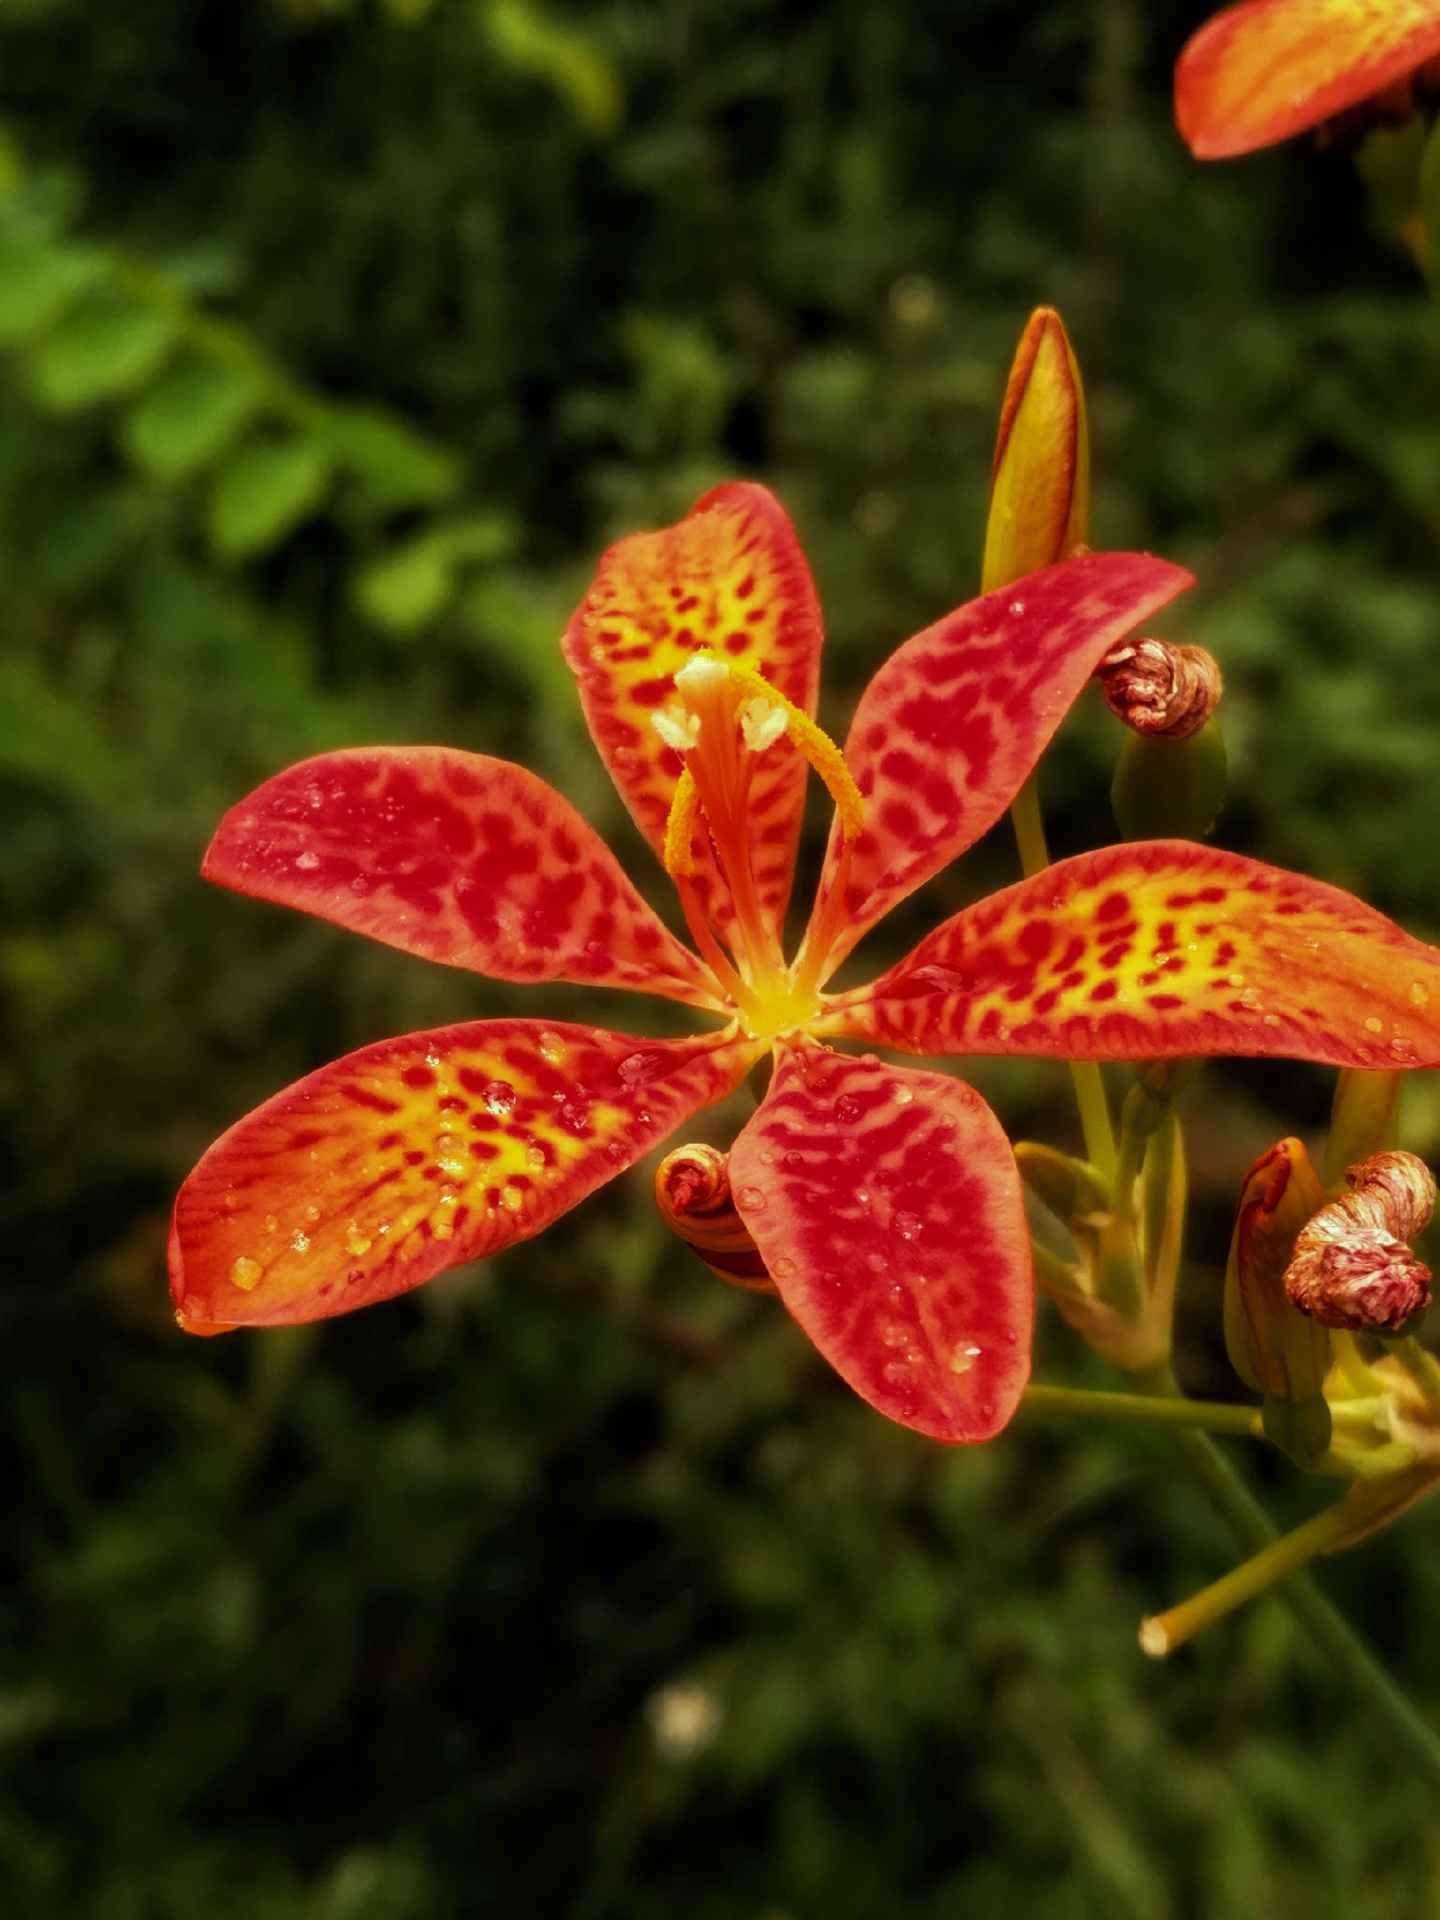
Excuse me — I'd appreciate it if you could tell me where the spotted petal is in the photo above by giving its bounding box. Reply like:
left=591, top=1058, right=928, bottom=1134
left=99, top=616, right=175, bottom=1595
left=203, top=748, right=723, bottom=1008
left=1176, top=0, right=1440, bottom=159
left=802, top=552, right=1192, bottom=979
left=728, top=1047, right=1032, bottom=1444
left=562, top=483, right=823, bottom=936
left=170, top=1020, right=758, bottom=1331
left=831, top=842, right=1440, bottom=1068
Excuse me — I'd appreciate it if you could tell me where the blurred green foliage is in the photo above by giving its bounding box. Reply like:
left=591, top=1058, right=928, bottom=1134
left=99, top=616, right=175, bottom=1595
left=6, top=0, right=1440, bottom=1913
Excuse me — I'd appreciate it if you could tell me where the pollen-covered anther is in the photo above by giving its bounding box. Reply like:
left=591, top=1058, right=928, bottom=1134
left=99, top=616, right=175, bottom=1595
left=655, top=1142, right=775, bottom=1292
left=1284, top=1150, right=1437, bottom=1333
left=652, top=705, right=703, bottom=754
left=1096, top=638, right=1222, bottom=740
left=739, top=696, right=789, bottom=754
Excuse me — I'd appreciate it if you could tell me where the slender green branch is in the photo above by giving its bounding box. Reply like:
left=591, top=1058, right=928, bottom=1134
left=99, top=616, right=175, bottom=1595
left=1021, top=1383, right=1261, bottom=1436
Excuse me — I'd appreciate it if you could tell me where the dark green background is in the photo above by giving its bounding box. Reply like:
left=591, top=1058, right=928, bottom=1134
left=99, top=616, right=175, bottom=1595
left=4, top=1, right=1440, bottom=1913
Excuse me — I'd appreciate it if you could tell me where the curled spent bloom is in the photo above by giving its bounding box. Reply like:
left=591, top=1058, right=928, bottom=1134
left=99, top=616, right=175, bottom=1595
left=172, top=484, right=1440, bottom=1445
left=655, top=1143, right=774, bottom=1293
left=1285, top=1149, right=1436, bottom=1330
left=1176, top=0, right=1440, bottom=160
left=1097, top=639, right=1222, bottom=740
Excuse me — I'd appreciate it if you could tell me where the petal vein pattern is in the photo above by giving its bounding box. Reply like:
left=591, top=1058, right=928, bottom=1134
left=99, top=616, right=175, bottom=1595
left=169, top=1020, right=759, bottom=1330
left=803, top=551, right=1193, bottom=977
left=203, top=748, right=723, bottom=1008
left=1176, top=0, right=1440, bottom=158
left=835, top=842, right=1440, bottom=1067
left=729, top=1049, right=1032, bottom=1443
left=563, top=483, right=823, bottom=937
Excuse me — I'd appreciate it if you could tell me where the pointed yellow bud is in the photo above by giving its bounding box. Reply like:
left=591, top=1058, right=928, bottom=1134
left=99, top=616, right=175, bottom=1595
left=1223, top=1138, right=1331, bottom=1402
left=982, top=306, right=1090, bottom=593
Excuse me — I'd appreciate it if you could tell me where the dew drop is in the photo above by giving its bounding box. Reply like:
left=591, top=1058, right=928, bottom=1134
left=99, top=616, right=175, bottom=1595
left=882, top=1357, right=917, bottom=1384
left=880, top=1320, right=910, bottom=1349
left=1364, top=1016, right=1384, bottom=1035
left=304, top=1203, right=321, bottom=1223
left=618, top=1051, right=660, bottom=1085
left=949, top=1343, right=983, bottom=1376
left=345, top=1223, right=372, bottom=1258
left=484, top=1080, right=517, bottom=1117
left=525, top=1144, right=547, bottom=1170
left=1410, top=982, right=1431, bottom=1009
left=893, top=1086, right=914, bottom=1105
left=291, top=1231, right=311, bottom=1255
left=1391, top=1036, right=1417, bottom=1062
left=782, top=1151, right=805, bottom=1172
left=894, top=1211, right=923, bottom=1241
left=1008, top=599, right=1027, bottom=615
left=538, top=1030, right=563, bottom=1065
left=263, top=1214, right=278, bottom=1235
left=432, top=1215, right=454, bottom=1242
left=229, top=1256, right=263, bottom=1291
left=835, top=1093, right=862, bottom=1124
left=294, top=850, right=320, bottom=872
left=771, top=1255, right=797, bottom=1279
left=736, top=1185, right=768, bottom=1212
left=425, top=1051, right=443, bottom=1069
left=866, top=1251, right=890, bottom=1275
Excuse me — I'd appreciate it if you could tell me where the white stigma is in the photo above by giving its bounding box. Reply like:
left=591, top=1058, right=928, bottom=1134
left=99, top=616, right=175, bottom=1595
left=673, top=654, right=729, bottom=697
left=739, top=696, right=788, bottom=753
left=652, top=705, right=702, bottom=753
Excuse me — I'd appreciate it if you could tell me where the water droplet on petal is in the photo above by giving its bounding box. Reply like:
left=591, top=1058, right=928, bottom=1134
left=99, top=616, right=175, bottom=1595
left=229, top=1256, right=262, bottom=1291
left=294, top=850, right=320, bottom=872
left=949, top=1343, right=983, bottom=1375
left=880, top=1320, right=909, bottom=1348
left=893, top=1086, right=914, bottom=1105
left=525, top=1144, right=547, bottom=1170
left=1364, top=1016, right=1384, bottom=1035
left=1410, top=982, right=1431, bottom=1009
left=345, top=1223, right=372, bottom=1258
left=618, top=1051, right=660, bottom=1085
left=894, top=1211, right=923, bottom=1241
left=771, top=1255, right=797, bottom=1280
left=736, top=1185, right=767, bottom=1212
left=1008, top=599, right=1026, bottom=616
left=484, top=1080, right=517, bottom=1118
left=835, top=1094, right=862, bottom=1124
left=291, top=1231, right=311, bottom=1255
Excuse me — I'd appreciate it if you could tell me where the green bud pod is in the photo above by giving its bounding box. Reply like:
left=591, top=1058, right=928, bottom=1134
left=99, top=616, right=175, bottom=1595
left=1014, top=1141, right=1110, bottom=1222
left=1111, top=719, right=1227, bottom=841
left=1224, top=1137, right=1331, bottom=1401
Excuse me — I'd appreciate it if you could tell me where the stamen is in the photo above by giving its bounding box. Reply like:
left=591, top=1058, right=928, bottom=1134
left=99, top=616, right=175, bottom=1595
left=664, top=767, right=701, bottom=878
left=739, top=697, right=789, bottom=754
left=722, top=657, right=865, bottom=846
left=653, top=705, right=702, bottom=754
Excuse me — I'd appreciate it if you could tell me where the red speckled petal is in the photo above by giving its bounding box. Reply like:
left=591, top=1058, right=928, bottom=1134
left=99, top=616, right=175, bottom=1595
left=563, top=483, right=823, bottom=935
left=802, top=552, right=1192, bottom=979
left=1176, top=0, right=1440, bottom=159
left=170, top=1019, right=759, bottom=1331
left=728, top=1046, right=1032, bottom=1443
left=204, top=749, right=723, bottom=1009
left=832, top=842, right=1440, bottom=1068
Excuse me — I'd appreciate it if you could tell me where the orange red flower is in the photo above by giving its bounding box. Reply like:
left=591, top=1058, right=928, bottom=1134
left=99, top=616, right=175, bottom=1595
left=170, top=483, right=1440, bottom=1443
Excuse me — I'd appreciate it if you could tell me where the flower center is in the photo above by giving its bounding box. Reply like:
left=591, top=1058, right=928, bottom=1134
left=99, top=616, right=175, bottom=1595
left=652, top=651, right=863, bottom=1040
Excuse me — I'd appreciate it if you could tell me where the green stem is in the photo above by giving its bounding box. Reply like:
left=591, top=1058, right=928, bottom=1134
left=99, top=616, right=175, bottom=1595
left=1169, top=1417, right=1440, bottom=1789
left=1010, top=777, right=1117, bottom=1184
left=1021, top=1383, right=1261, bottom=1436
left=1140, top=1497, right=1361, bottom=1655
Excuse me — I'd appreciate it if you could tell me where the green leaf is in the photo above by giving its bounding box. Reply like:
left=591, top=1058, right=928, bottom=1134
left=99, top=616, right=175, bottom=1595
left=324, top=404, right=462, bottom=512
left=351, top=538, right=454, bottom=633
left=0, top=237, right=108, bottom=347
left=119, top=358, right=266, bottom=481
left=351, top=514, right=516, bottom=633
left=480, top=0, right=622, bottom=137
left=27, top=293, right=181, bottom=410
left=206, top=434, right=335, bottom=560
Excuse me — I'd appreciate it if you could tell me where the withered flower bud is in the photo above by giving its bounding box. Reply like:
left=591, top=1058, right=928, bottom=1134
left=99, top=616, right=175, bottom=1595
left=654, top=1143, right=775, bottom=1293
left=1224, top=1137, right=1330, bottom=1402
left=1285, top=1150, right=1436, bottom=1333
left=1096, top=638, right=1222, bottom=740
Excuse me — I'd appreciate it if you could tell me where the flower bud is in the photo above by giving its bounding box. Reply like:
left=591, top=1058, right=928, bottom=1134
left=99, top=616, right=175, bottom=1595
left=981, top=306, right=1089, bottom=593
left=1223, top=1138, right=1331, bottom=1401
left=654, top=1143, right=775, bottom=1293
left=1096, top=639, right=1222, bottom=740
left=1285, top=1151, right=1436, bottom=1332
